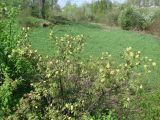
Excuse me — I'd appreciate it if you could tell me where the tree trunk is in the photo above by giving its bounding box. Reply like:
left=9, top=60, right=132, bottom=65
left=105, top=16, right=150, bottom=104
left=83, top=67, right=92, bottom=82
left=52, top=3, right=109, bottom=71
left=51, top=0, right=58, bottom=10
left=138, top=0, right=141, bottom=7
left=51, top=0, right=54, bottom=9
left=39, top=0, right=46, bottom=19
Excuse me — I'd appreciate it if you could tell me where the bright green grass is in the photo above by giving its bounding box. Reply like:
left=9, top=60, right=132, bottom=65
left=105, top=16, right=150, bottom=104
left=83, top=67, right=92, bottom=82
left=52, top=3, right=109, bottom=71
left=29, top=23, right=160, bottom=60
left=29, top=23, right=160, bottom=86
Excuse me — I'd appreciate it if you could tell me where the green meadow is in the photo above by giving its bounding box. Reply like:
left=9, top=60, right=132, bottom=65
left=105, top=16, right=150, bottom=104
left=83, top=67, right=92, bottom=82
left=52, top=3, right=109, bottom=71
left=29, top=23, right=160, bottom=60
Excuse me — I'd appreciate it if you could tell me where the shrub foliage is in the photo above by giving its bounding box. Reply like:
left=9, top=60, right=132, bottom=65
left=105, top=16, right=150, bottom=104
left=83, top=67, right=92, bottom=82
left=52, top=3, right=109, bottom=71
left=118, top=7, right=146, bottom=30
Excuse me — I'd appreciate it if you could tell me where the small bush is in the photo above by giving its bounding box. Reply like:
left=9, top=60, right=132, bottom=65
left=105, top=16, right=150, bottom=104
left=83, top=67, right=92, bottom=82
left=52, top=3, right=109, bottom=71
left=49, top=16, right=70, bottom=25
left=118, top=7, right=147, bottom=30
left=106, top=9, right=120, bottom=26
left=18, top=16, right=50, bottom=27
left=147, top=10, right=160, bottom=36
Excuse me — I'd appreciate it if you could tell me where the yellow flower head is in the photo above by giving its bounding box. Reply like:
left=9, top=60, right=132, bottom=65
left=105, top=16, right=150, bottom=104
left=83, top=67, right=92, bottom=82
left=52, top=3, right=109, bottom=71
left=101, top=78, right=105, bottom=83
left=126, top=47, right=132, bottom=51
left=135, top=54, right=139, bottom=58
left=149, top=59, right=152, bottom=62
left=55, top=71, right=59, bottom=75
left=71, top=105, right=73, bottom=111
left=152, top=62, right=156, bottom=66
left=8, top=55, right=12, bottom=58
left=145, top=56, right=148, bottom=59
left=144, top=65, right=147, bottom=68
left=46, top=73, right=51, bottom=78
left=140, top=85, right=143, bottom=89
left=116, top=69, right=120, bottom=73
left=110, top=70, right=115, bottom=75
left=106, top=63, right=110, bottom=69
left=129, top=52, right=134, bottom=57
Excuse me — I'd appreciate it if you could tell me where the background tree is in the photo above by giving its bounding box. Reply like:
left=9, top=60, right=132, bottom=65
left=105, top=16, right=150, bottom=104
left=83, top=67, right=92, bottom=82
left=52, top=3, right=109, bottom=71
left=39, top=0, right=46, bottom=19
left=127, top=0, right=160, bottom=7
left=92, top=0, right=112, bottom=14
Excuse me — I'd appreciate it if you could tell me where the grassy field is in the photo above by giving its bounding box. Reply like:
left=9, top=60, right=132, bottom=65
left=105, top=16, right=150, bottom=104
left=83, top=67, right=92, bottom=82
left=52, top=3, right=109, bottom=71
left=29, top=23, right=160, bottom=59
left=29, top=23, right=160, bottom=86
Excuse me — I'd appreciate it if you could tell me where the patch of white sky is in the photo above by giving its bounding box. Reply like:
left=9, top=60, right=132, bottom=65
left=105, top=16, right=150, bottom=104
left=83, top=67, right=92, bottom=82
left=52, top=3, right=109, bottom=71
left=58, top=0, right=126, bottom=7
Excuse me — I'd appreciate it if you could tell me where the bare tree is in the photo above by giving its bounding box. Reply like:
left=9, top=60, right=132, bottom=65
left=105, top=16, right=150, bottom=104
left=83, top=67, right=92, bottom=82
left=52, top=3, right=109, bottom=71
left=39, top=0, right=46, bottom=19
left=127, top=0, right=160, bottom=7
left=51, top=0, right=58, bottom=9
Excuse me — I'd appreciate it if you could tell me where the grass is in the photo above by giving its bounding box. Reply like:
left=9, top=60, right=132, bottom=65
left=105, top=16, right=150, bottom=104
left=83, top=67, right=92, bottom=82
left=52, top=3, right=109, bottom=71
left=29, top=23, right=160, bottom=59
left=28, top=23, right=160, bottom=87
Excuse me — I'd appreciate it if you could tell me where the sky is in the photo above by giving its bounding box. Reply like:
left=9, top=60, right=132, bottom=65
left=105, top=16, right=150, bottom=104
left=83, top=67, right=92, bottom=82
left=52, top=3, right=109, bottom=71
left=58, top=0, right=126, bottom=7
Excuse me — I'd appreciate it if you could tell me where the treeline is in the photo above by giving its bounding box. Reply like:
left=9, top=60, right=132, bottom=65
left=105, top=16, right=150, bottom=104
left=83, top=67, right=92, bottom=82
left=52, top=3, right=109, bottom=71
left=1, top=0, right=160, bottom=35
left=127, top=0, right=160, bottom=7
left=1, top=0, right=59, bottom=19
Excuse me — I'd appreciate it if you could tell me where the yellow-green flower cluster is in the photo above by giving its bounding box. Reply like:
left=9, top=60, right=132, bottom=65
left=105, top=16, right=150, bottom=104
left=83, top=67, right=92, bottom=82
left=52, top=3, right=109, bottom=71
left=51, top=34, right=85, bottom=60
